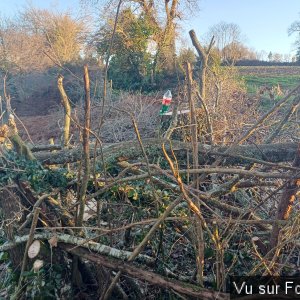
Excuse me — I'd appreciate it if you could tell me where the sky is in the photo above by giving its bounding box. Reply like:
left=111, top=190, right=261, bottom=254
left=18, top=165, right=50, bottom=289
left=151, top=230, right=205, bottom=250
left=0, top=0, right=77, bottom=14
left=1, top=0, right=300, bottom=57
left=186, top=0, right=300, bottom=56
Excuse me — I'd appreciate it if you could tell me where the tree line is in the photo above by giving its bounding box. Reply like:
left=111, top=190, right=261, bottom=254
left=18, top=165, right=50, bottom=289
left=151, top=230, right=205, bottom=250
left=1, top=3, right=299, bottom=92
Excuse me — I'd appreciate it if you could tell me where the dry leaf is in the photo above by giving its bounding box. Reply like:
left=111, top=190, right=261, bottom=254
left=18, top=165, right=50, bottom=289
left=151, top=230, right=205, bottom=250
left=48, top=235, right=58, bottom=248
left=33, top=259, right=44, bottom=273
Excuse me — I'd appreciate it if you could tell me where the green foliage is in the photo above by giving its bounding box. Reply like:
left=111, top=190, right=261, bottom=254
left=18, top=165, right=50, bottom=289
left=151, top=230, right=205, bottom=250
left=0, top=259, right=70, bottom=299
left=96, top=9, right=156, bottom=90
left=108, top=52, right=153, bottom=90
left=107, top=181, right=157, bottom=205
left=0, top=251, right=9, bottom=261
left=0, top=263, right=19, bottom=296
left=0, top=151, right=69, bottom=192
left=23, top=263, right=69, bottom=299
left=176, top=47, right=196, bottom=73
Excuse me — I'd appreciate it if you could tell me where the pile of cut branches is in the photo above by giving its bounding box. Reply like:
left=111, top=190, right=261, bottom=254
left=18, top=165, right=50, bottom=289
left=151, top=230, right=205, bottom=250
left=0, top=39, right=299, bottom=299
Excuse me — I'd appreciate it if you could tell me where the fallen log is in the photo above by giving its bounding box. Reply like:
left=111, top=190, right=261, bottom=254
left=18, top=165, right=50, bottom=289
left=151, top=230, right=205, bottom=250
left=30, top=144, right=62, bottom=152
left=62, top=244, right=229, bottom=300
left=34, top=138, right=298, bottom=165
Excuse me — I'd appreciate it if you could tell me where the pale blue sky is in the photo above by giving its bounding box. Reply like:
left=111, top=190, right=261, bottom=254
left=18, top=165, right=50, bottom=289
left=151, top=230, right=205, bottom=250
left=187, top=0, right=300, bottom=56
left=1, top=0, right=299, bottom=56
left=0, top=0, right=79, bottom=15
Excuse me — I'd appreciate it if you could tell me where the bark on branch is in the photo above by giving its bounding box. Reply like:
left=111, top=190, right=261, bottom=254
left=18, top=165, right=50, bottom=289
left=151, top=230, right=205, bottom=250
left=63, top=244, right=229, bottom=300
left=76, top=65, right=91, bottom=228
left=0, top=232, right=155, bottom=265
left=57, top=75, right=71, bottom=147
left=270, top=143, right=300, bottom=251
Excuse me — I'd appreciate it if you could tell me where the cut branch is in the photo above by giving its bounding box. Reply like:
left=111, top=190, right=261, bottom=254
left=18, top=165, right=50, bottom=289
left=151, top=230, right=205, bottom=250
left=57, top=74, right=71, bottom=147
left=76, top=65, right=91, bottom=229
left=270, top=143, right=300, bottom=251
left=63, top=244, right=229, bottom=300
left=0, top=232, right=155, bottom=265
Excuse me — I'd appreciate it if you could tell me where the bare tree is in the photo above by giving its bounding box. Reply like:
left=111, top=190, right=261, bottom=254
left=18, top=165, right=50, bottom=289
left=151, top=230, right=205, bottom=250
left=20, top=7, right=87, bottom=65
left=0, top=16, right=52, bottom=72
left=0, top=8, right=87, bottom=72
left=206, top=21, right=244, bottom=64
left=288, top=19, right=300, bottom=49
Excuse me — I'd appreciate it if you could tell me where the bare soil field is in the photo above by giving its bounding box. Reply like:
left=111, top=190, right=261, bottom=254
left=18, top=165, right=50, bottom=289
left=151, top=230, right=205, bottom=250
left=237, top=65, right=300, bottom=76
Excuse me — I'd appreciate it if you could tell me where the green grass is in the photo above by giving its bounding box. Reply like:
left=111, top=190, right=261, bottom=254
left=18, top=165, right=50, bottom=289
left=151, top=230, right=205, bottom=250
left=241, top=74, right=299, bottom=111
left=242, top=74, right=300, bottom=94
left=235, top=67, right=300, bottom=111
left=236, top=66, right=300, bottom=94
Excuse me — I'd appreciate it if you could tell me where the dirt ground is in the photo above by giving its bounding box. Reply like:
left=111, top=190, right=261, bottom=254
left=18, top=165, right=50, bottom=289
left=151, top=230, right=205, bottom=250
left=12, top=90, right=63, bottom=143
left=17, top=114, right=63, bottom=144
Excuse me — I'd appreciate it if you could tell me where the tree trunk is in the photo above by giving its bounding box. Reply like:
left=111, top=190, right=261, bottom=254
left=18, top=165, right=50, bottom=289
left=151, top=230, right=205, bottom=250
left=34, top=139, right=299, bottom=166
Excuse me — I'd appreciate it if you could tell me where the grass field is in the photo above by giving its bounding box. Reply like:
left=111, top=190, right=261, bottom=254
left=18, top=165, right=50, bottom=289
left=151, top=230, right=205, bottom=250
left=237, top=66, right=300, bottom=93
